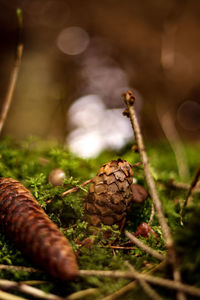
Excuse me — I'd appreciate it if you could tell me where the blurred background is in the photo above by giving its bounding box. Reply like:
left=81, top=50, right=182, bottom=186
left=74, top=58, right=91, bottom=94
left=0, top=0, right=200, bottom=157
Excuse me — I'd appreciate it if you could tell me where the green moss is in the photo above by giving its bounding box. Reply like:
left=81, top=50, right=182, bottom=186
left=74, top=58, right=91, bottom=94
left=0, top=138, right=199, bottom=299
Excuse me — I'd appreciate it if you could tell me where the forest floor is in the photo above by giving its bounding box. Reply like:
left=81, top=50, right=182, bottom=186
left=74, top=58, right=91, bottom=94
left=0, top=137, right=199, bottom=300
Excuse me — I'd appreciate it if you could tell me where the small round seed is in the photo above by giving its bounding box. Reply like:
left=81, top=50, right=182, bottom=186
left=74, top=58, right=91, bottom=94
left=48, top=168, right=66, bottom=186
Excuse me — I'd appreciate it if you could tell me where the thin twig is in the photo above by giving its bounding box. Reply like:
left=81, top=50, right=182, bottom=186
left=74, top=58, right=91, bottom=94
left=20, top=281, right=49, bottom=286
left=125, top=231, right=165, bottom=261
left=62, top=163, right=142, bottom=198
left=166, top=180, right=200, bottom=193
left=0, top=289, right=28, bottom=300
left=62, top=179, right=92, bottom=197
left=183, top=165, right=200, bottom=208
left=39, top=157, right=50, bottom=165
left=66, top=288, right=99, bottom=300
left=123, top=91, right=173, bottom=246
left=131, top=162, right=143, bottom=168
left=62, top=163, right=142, bottom=197
left=123, top=91, right=186, bottom=300
left=125, top=261, right=163, bottom=300
left=109, top=246, right=135, bottom=250
left=157, top=107, right=189, bottom=180
left=102, top=281, right=138, bottom=300
left=0, top=9, right=23, bottom=136
left=148, top=202, right=155, bottom=225
left=78, top=269, right=200, bottom=298
left=0, top=279, right=63, bottom=300
left=102, top=260, right=167, bottom=300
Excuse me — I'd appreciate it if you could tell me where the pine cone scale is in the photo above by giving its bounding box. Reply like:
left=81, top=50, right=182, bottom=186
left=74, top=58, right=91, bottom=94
left=103, top=174, right=116, bottom=184
left=84, top=159, right=134, bottom=227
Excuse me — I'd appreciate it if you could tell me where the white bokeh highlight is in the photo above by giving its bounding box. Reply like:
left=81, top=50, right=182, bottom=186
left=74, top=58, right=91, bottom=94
left=67, top=94, right=133, bottom=158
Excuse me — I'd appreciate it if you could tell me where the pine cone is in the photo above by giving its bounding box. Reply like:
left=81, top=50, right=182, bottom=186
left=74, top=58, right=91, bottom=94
left=0, top=177, right=78, bottom=281
left=84, top=159, right=134, bottom=226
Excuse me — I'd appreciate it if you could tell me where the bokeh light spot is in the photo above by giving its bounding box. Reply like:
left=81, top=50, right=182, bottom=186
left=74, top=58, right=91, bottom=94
left=66, top=94, right=133, bottom=158
left=177, top=100, right=200, bottom=131
left=68, top=94, right=105, bottom=128
left=57, top=27, right=89, bottom=55
left=67, top=129, right=103, bottom=158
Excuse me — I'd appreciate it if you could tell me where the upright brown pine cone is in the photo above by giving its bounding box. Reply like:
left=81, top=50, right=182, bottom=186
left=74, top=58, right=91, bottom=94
left=0, top=177, right=78, bottom=281
left=84, top=159, right=134, bottom=227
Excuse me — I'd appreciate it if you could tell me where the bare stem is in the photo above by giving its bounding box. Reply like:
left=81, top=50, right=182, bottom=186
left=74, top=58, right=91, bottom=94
left=78, top=269, right=200, bottom=298
left=102, top=280, right=138, bottom=300
left=102, top=261, right=166, bottom=300
left=125, top=261, right=163, bottom=300
left=109, top=245, right=135, bottom=250
left=123, top=90, right=186, bottom=300
left=0, top=289, right=27, bottom=300
left=62, top=179, right=92, bottom=197
left=62, top=163, right=142, bottom=197
left=0, top=279, right=63, bottom=300
left=148, top=202, right=155, bottom=225
left=184, top=165, right=200, bottom=208
left=131, top=162, right=143, bottom=168
left=123, top=91, right=173, bottom=247
left=166, top=180, right=200, bottom=193
left=125, top=231, right=165, bottom=261
left=20, top=281, right=49, bottom=286
left=66, top=288, right=99, bottom=300
left=157, top=107, right=189, bottom=180
left=0, top=9, right=23, bottom=136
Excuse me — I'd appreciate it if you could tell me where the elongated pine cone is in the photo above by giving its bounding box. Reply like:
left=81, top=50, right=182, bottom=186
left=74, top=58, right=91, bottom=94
left=84, top=159, right=134, bottom=227
left=0, top=177, right=78, bottom=281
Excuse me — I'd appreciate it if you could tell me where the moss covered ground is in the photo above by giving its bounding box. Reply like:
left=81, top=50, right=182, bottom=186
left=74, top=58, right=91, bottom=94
left=0, top=137, right=199, bottom=299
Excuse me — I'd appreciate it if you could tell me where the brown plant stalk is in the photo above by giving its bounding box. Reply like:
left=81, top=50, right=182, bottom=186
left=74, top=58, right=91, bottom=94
left=125, top=261, right=163, bottom=300
left=183, top=164, right=200, bottom=209
left=123, top=90, right=186, bottom=300
left=148, top=202, right=155, bottom=225
left=78, top=269, right=200, bottom=298
left=0, top=290, right=28, bottom=300
left=166, top=180, right=200, bottom=193
left=61, top=162, right=142, bottom=197
left=0, top=9, right=23, bottom=136
left=62, top=179, right=92, bottom=197
left=156, top=107, right=189, bottom=180
left=66, top=288, right=99, bottom=300
left=0, top=279, right=64, bottom=300
left=0, top=290, right=27, bottom=300
left=101, top=260, right=167, bottom=300
left=125, top=231, right=165, bottom=261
